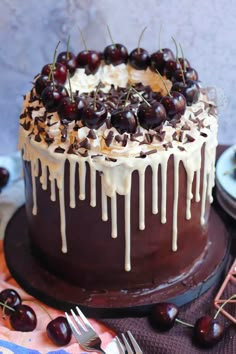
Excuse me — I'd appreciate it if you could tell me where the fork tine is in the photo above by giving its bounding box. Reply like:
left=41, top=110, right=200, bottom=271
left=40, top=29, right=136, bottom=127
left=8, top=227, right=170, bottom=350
left=121, top=333, right=133, bottom=354
left=70, top=309, right=86, bottom=333
left=127, top=331, right=142, bottom=353
left=115, top=336, right=126, bottom=354
left=75, top=306, right=95, bottom=331
left=65, top=312, right=81, bottom=341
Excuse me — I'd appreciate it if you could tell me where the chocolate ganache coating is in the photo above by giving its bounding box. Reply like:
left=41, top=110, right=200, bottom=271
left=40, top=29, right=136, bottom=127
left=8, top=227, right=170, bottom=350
left=19, top=54, right=218, bottom=294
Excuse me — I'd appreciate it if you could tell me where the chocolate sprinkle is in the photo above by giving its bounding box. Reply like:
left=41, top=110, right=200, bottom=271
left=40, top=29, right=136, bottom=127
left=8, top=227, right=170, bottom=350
left=200, top=132, right=208, bottom=138
left=185, top=134, right=195, bottom=143
left=104, top=131, right=114, bottom=147
left=178, top=146, right=186, bottom=151
left=87, top=129, right=97, bottom=140
left=54, top=146, right=65, bottom=154
left=44, top=134, right=54, bottom=146
left=105, top=157, right=117, bottom=162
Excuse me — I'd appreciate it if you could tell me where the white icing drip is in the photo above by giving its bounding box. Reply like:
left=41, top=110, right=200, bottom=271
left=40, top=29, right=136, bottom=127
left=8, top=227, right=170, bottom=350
left=90, top=165, right=96, bottom=207
left=124, top=190, right=131, bottom=271
left=50, top=178, right=56, bottom=202
left=195, top=169, right=201, bottom=202
left=78, top=161, right=86, bottom=200
left=69, top=160, right=76, bottom=208
left=172, top=156, right=180, bottom=251
left=57, top=159, right=67, bottom=253
left=101, top=175, right=108, bottom=221
left=160, top=156, right=168, bottom=224
left=151, top=164, right=159, bottom=215
left=31, top=159, right=39, bottom=215
left=139, top=169, right=145, bottom=230
left=40, top=164, right=47, bottom=190
left=111, top=194, right=117, bottom=238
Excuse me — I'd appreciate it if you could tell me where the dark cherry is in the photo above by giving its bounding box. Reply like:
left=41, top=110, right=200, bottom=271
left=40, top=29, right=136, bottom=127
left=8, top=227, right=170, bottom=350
left=41, top=85, right=68, bottom=112
left=110, top=108, right=137, bottom=134
left=9, top=304, right=37, bottom=332
left=178, top=57, right=190, bottom=69
left=58, top=97, right=80, bottom=122
left=129, top=48, right=150, bottom=70
left=171, top=80, right=200, bottom=105
left=150, top=48, right=175, bottom=74
left=41, top=62, right=67, bottom=85
left=0, top=167, right=10, bottom=191
left=163, top=60, right=181, bottom=79
left=137, top=101, right=167, bottom=130
left=47, top=316, right=72, bottom=346
left=35, top=75, right=53, bottom=96
left=57, top=51, right=77, bottom=75
left=161, top=91, right=186, bottom=120
left=103, top=43, right=128, bottom=66
left=172, top=67, right=199, bottom=83
left=0, top=289, right=21, bottom=315
left=77, top=50, right=101, bottom=75
left=81, top=102, right=107, bottom=129
left=149, top=302, right=179, bottom=331
left=193, top=315, right=224, bottom=348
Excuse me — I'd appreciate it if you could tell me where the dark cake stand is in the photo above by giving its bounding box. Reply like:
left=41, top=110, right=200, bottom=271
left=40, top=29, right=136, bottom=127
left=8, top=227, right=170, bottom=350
left=4, top=205, right=230, bottom=318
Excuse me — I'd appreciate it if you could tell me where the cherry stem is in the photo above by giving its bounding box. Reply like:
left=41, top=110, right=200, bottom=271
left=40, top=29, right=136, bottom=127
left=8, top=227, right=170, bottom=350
left=66, top=35, right=70, bottom=61
left=0, top=301, right=15, bottom=314
left=106, top=24, right=115, bottom=46
left=131, top=87, right=151, bottom=107
left=172, top=37, right=185, bottom=85
left=79, top=27, right=88, bottom=51
left=137, top=26, right=147, bottom=54
left=49, top=41, right=60, bottom=82
left=156, top=70, right=171, bottom=97
left=179, top=43, right=186, bottom=72
left=214, top=294, right=236, bottom=319
left=158, top=24, right=163, bottom=52
left=123, top=85, right=132, bottom=111
left=67, top=70, right=74, bottom=102
left=23, top=299, right=53, bottom=321
left=176, top=318, right=194, bottom=328
left=94, top=81, right=102, bottom=111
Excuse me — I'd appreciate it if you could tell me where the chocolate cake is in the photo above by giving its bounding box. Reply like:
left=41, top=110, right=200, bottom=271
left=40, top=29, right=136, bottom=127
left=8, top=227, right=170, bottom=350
left=18, top=41, right=218, bottom=298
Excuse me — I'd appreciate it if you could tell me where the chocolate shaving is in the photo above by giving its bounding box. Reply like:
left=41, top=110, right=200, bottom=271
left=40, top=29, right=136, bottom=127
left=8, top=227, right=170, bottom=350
left=194, top=108, right=203, bottom=116
left=200, top=132, right=208, bottom=138
left=115, top=135, right=123, bottom=143
left=79, top=150, right=89, bottom=157
left=181, top=122, right=191, bottom=131
left=163, top=141, right=173, bottom=149
left=34, top=133, right=42, bottom=142
left=54, top=146, right=65, bottom=154
left=172, top=131, right=178, bottom=141
left=178, top=146, right=186, bottom=151
left=79, top=138, right=91, bottom=150
left=87, top=129, right=97, bottom=140
left=105, top=157, right=117, bottom=162
left=185, top=134, right=195, bottom=143
left=104, top=131, right=114, bottom=147
left=20, top=121, right=31, bottom=131
left=44, top=134, right=54, bottom=146
left=20, top=112, right=27, bottom=119
left=122, top=134, right=128, bottom=147
left=155, top=131, right=166, bottom=142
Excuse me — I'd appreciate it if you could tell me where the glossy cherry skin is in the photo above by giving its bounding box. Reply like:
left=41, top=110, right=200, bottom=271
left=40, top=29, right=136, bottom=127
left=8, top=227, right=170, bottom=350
left=149, top=303, right=179, bottom=331
left=57, top=51, right=77, bottom=75
left=163, top=60, right=181, bottom=79
left=150, top=48, right=175, bottom=74
left=103, top=43, right=128, bottom=66
left=35, top=75, right=53, bottom=96
left=58, top=97, right=80, bottom=122
left=129, top=48, right=150, bottom=70
left=193, top=315, right=224, bottom=348
left=77, top=50, right=101, bottom=75
left=111, top=108, right=137, bottom=134
left=171, top=80, right=200, bottom=106
left=41, top=85, right=68, bottom=112
left=47, top=316, right=72, bottom=346
left=0, top=289, right=21, bottom=315
left=161, top=92, right=186, bottom=120
left=178, top=57, right=190, bottom=70
left=0, top=167, right=10, bottom=191
left=81, top=102, right=107, bottom=129
left=9, top=304, right=37, bottom=332
left=41, top=62, right=67, bottom=85
left=172, top=67, right=199, bottom=83
left=137, top=102, right=167, bottom=130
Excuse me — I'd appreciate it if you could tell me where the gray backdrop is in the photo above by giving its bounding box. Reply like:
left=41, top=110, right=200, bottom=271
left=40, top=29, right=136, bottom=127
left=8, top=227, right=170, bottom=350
left=0, top=0, right=233, bottom=155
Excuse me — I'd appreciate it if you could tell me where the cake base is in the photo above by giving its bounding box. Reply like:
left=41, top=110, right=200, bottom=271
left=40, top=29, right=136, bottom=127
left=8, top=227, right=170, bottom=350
left=4, top=206, right=230, bottom=318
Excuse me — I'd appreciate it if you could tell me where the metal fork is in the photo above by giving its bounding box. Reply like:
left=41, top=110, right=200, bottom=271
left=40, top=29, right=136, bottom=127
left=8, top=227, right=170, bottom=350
left=65, top=306, right=107, bottom=353
left=115, top=331, right=143, bottom=354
